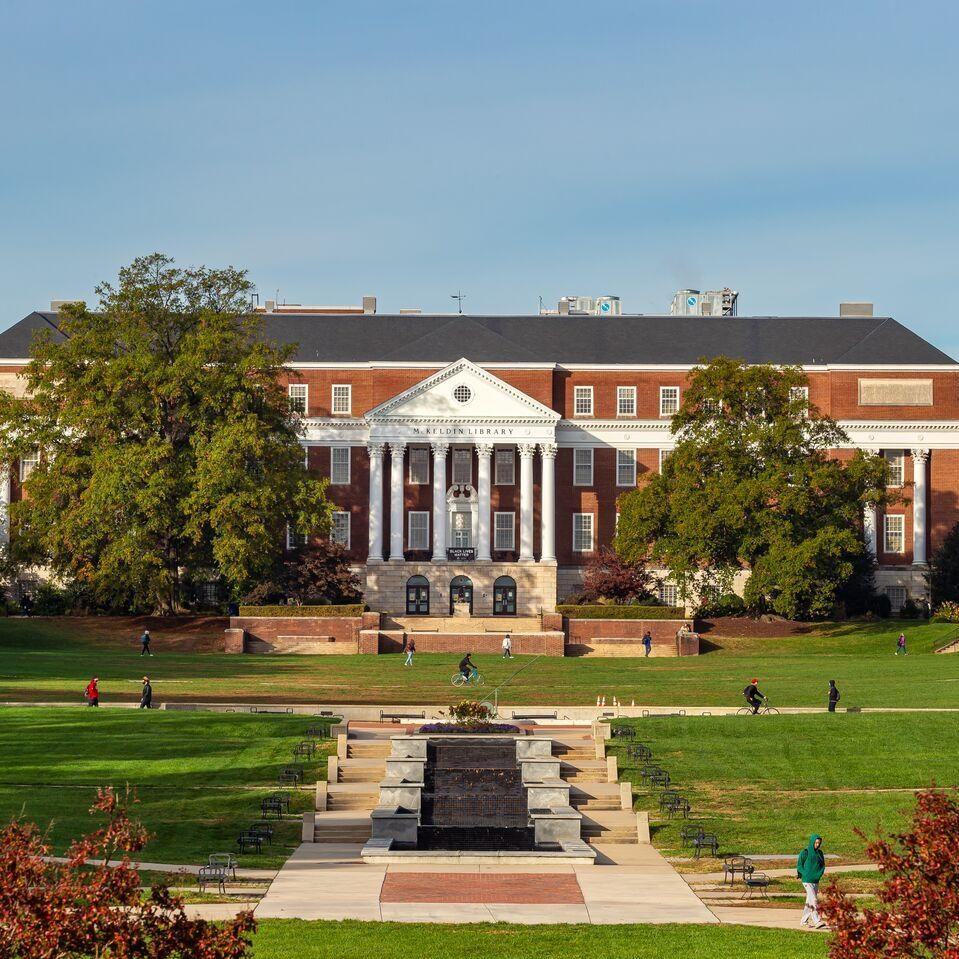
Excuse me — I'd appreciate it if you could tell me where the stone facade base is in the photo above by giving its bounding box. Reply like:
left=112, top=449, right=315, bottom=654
left=874, top=567, right=930, bottom=603
left=365, top=561, right=558, bottom=616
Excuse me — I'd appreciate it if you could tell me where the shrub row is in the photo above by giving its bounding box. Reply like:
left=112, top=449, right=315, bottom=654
left=556, top=604, right=686, bottom=620
left=237, top=604, right=366, bottom=618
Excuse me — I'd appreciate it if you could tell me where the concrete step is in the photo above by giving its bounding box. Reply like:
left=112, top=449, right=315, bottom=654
left=347, top=743, right=391, bottom=758
left=571, top=798, right=622, bottom=810
left=314, top=829, right=372, bottom=842
left=564, top=773, right=608, bottom=784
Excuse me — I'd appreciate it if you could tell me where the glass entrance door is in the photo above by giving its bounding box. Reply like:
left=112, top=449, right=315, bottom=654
left=449, top=575, right=473, bottom=614
left=406, top=576, right=429, bottom=615
left=493, top=576, right=517, bottom=615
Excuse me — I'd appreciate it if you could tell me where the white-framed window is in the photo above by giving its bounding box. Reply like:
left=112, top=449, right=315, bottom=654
left=494, top=448, right=515, bottom=485
left=286, top=525, right=308, bottom=550
left=494, top=511, right=515, bottom=551
left=19, top=449, right=39, bottom=483
left=884, top=514, right=905, bottom=554
left=573, top=447, right=594, bottom=486
left=452, top=448, right=472, bottom=485
left=885, top=450, right=905, bottom=488
left=885, top=585, right=907, bottom=613
left=789, top=386, right=809, bottom=406
left=659, top=584, right=678, bottom=607
left=331, top=384, right=352, bottom=415
left=408, top=447, right=429, bottom=485
left=288, top=383, right=308, bottom=415
left=408, top=511, right=430, bottom=550
left=331, top=511, right=351, bottom=548
left=617, top=386, right=636, bottom=417
left=573, top=385, right=594, bottom=417
left=330, top=447, right=350, bottom=485
left=616, top=449, right=637, bottom=487
left=659, top=386, right=680, bottom=417
left=573, top=513, right=594, bottom=552
left=658, top=448, right=671, bottom=472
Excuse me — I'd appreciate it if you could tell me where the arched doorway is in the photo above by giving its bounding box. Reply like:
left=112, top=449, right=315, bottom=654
left=406, top=575, right=429, bottom=615
left=493, top=576, right=517, bottom=616
left=449, top=575, right=473, bottom=615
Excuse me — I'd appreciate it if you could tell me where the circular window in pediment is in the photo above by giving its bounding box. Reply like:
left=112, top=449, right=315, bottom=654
left=453, top=385, right=472, bottom=404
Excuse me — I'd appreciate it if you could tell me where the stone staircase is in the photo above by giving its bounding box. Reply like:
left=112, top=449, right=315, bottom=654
left=388, top=615, right=546, bottom=633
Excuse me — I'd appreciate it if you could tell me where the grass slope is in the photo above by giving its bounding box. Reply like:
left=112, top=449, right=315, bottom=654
left=250, top=919, right=828, bottom=959
left=609, top=713, right=959, bottom=860
left=0, top=617, right=957, bottom=707
left=0, top=708, right=333, bottom=867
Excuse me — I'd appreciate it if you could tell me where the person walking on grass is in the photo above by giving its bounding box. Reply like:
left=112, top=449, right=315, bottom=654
left=797, top=834, right=827, bottom=928
left=827, top=680, right=841, bottom=713
left=896, top=631, right=907, bottom=655
left=404, top=637, right=415, bottom=667
left=502, top=633, right=512, bottom=659
left=140, top=629, right=153, bottom=656
left=140, top=676, right=153, bottom=709
left=642, top=629, right=652, bottom=658
left=84, top=676, right=99, bottom=707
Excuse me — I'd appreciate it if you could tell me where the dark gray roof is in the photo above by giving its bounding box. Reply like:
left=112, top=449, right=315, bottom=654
left=0, top=310, right=954, bottom=366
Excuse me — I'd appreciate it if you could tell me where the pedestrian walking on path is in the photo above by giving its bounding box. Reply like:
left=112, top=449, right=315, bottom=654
left=797, top=834, right=827, bottom=929
left=84, top=677, right=99, bottom=707
left=140, top=676, right=153, bottom=709
left=642, top=629, right=652, bottom=657
left=404, top=637, right=415, bottom=667
left=896, top=632, right=907, bottom=655
left=827, top=680, right=841, bottom=713
left=140, top=629, right=153, bottom=656
left=502, top=633, right=512, bottom=658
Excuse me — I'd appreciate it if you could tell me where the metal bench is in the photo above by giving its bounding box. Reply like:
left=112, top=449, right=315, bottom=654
left=306, top=724, right=332, bottom=739
left=648, top=768, right=671, bottom=789
left=743, top=872, right=771, bottom=900
left=666, top=797, right=690, bottom=819
left=249, top=821, right=274, bottom=845
left=250, top=706, right=293, bottom=714
left=692, top=832, right=720, bottom=858
left=659, top=789, right=682, bottom=812
left=236, top=831, right=263, bottom=854
left=723, top=855, right=755, bottom=885
left=639, top=763, right=663, bottom=785
left=293, top=740, right=316, bottom=759
left=379, top=710, right=426, bottom=723
left=277, top=765, right=303, bottom=786
left=208, top=853, right=238, bottom=879
left=680, top=825, right=705, bottom=848
left=512, top=711, right=558, bottom=720
left=197, top=864, right=226, bottom=893
left=611, top=725, right=635, bottom=738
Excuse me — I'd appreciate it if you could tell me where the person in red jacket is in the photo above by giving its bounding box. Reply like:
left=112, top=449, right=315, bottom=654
left=85, top=676, right=99, bottom=707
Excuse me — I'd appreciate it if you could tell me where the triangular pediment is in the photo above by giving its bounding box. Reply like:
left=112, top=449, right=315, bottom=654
left=365, top=359, right=559, bottom=423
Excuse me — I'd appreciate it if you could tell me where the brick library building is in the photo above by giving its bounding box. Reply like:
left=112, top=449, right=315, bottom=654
left=1, top=294, right=957, bottom=618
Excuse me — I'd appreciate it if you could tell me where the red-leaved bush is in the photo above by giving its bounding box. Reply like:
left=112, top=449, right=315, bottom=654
left=0, top=787, right=255, bottom=959
left=820, top=788, right=959, bottom=959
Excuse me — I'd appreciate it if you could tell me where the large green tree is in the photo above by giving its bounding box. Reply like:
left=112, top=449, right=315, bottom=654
left=615, top=357, right=893, bottom=619
left=0, top=254, right=333, bottom=613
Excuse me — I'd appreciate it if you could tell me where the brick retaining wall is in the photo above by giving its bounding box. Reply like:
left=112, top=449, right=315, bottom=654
left=378, top=631, right=566, bottom=656
left=565, top=618, right=699, bottom=657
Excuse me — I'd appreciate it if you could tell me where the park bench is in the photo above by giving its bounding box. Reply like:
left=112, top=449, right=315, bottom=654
left=250, top=821, right=274, bottom=845
left=293, top=740, right=316, bottom=759
left=742, top=873, right=771, bottom=900
left=379, top=710, right=426, bottom=723
left=197, top=864, right=226, bottom=894
left=659, top=789, right=681, bottom=812
left=692, top=832, right=720, bottom=859
left=680, top=825, right=704, bottom=848
left=260, top=797, right=283, bottom=818
left=236, top=831, right=263, bottom=854
left=512, top=711, right=558, bottom=720
left=306, top=724, right=332, bottom=739
left=271, top=791, right=292, bottom=811
left=639, top=763, right=664, bottom=785
left=250, top=706, right=293, bottom=715
left=723, top=856, right=755, bottom=885
left=627, top=743, right=653, bottom=763
left=648, top=768, right=671, bottom=789
left=611, top=726, right=635, bottom=738
left=208, top=853, right=238, bottom=880
left=666, top=797, right=690, bottom=819
left=277, top=765, right=303, bottom=786
left=642, top=709, right=687, bottom=718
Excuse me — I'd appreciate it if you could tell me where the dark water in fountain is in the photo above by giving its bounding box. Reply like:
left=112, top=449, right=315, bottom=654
left=418, top=738, right=534, bottom=851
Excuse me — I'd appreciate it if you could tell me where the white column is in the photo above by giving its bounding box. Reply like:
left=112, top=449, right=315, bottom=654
left=366, top=444, right=385, bottom=563
left=388, top=442, right=406, bottom=563
left=431, top=442, right=448, bottom=562
left=539, top=443, right=557, bottom=563
left=0, top=465, right=9, bottom=545
left=863, top=503, right=877, bottom=561
left=912, top=449, right=930, bottom=565
left=476, top=443, right=493, bottom=562
left=518, top=443, right=536, bottom=563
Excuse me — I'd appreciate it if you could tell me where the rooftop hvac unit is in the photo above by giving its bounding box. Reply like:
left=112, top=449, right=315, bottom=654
left=596, top=295, right=621, bottom=316
left=559, top=295, right=595, bottom=315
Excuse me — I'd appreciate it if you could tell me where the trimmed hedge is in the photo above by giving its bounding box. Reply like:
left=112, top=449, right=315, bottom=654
left=557, top=604, right=686, bottom=620
left=237, top=604, right=366, bottom=618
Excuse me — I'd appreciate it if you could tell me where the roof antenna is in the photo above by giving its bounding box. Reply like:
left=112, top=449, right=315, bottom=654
left=450, top=291, right=466, bottom=315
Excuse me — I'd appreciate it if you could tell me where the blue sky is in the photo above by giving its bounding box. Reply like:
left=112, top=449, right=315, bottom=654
left=2, top=1, right=957, bottom=354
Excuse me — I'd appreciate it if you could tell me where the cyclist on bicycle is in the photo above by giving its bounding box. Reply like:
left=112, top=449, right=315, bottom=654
left=743, top=678, right=766, bottom=715
left=459, top=652, right=476, bottom=683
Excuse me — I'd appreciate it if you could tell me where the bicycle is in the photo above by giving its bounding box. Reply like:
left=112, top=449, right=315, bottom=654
left=450, top=669, right=484, bottom=688
left=737, top=700, right=780, bottom=716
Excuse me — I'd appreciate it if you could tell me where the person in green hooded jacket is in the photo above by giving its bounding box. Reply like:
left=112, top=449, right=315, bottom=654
left=797, top=834, right=826, bottom=928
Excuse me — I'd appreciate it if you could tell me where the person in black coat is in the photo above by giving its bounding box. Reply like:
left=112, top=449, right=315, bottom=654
left=827, top=680, right=840, bottom=713
left=139, top=676, right=153, bottom=710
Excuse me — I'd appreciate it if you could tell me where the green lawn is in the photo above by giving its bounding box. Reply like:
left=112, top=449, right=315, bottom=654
left=250, top=919, right=828, bottom=959
left=608, top=713, right=959, bottom=861
left=0, top=708, right=334, bottom=867
left=0, top=616, right=957, bottom=707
